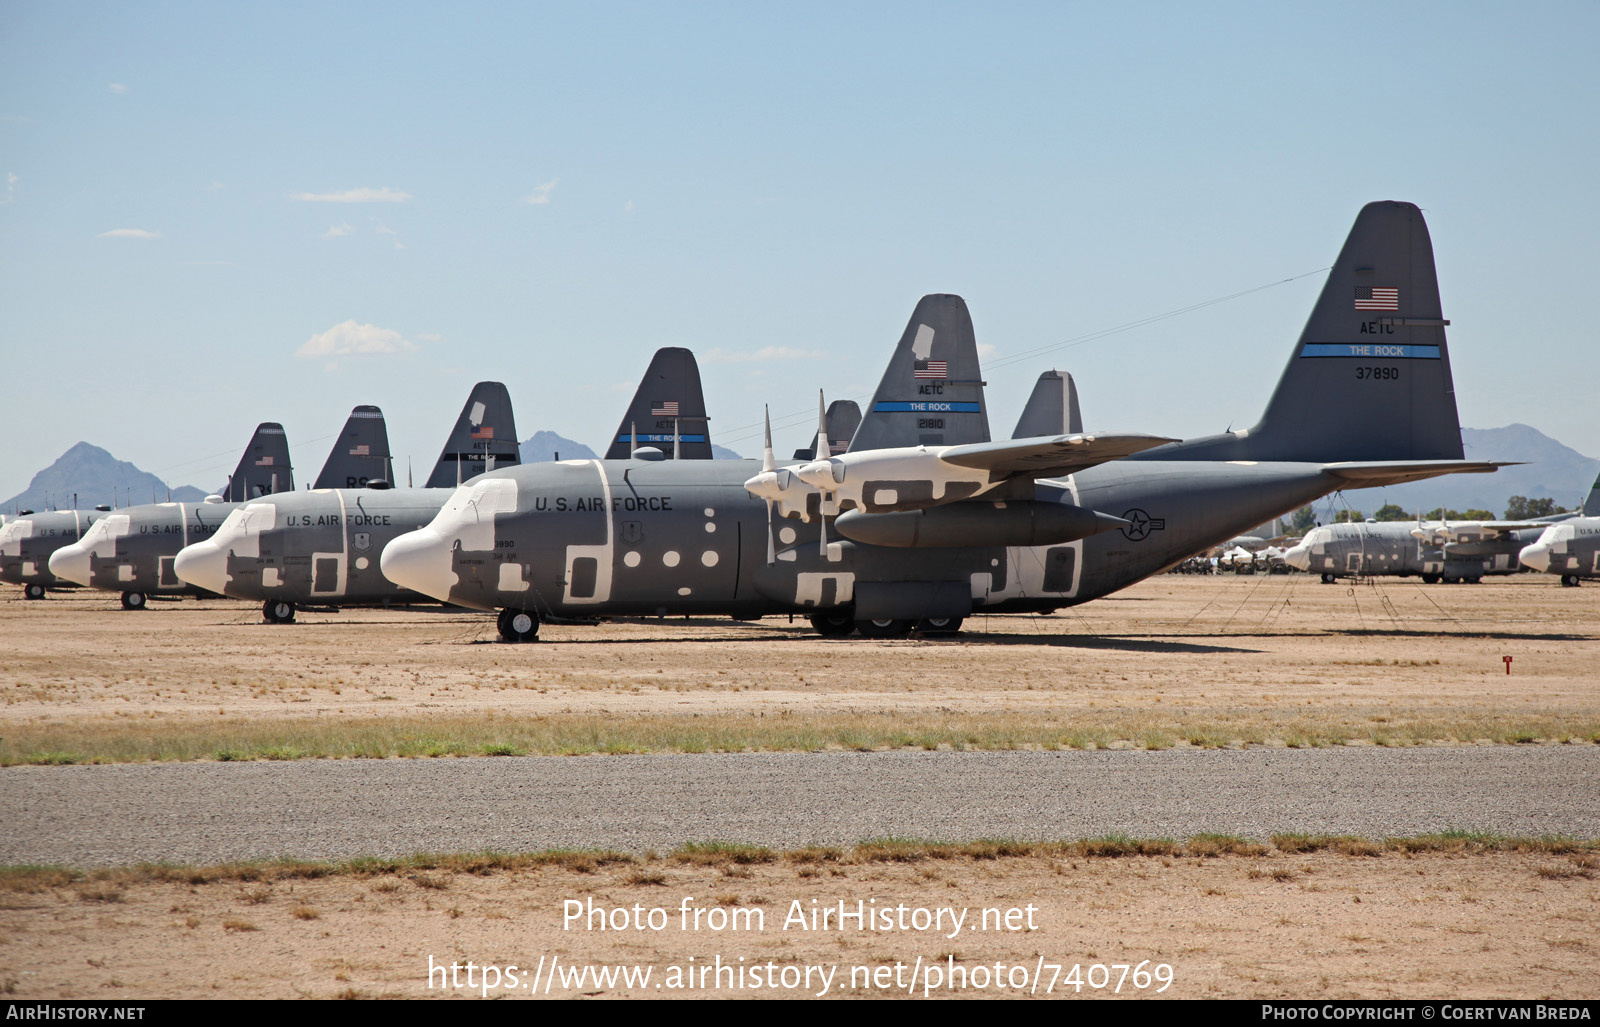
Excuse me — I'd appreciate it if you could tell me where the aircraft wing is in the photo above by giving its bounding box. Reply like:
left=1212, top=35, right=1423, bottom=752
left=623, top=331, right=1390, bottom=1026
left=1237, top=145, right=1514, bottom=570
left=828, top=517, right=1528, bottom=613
left=940, top=432, right=1178, bottom=482
left=1321, top=460, right=1516, bottom=489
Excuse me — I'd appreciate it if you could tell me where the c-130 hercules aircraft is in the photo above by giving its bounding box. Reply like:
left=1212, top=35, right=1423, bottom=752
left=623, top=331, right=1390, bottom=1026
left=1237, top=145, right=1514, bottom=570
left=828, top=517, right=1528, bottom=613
left=381, top=202, right=1505, bottom=640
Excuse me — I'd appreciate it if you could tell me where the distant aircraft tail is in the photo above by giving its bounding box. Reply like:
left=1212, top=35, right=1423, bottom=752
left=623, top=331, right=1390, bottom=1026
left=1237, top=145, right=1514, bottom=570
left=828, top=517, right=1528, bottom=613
left=423, top=382, right=521, bottom=489
left=603, top=347, right=712, bottom=460
left=792, top=401, right=863, bottom=460
left=1011, top=370, right=1082, bottom=438
left=848, top=294, right=990, bottom=453
left=224, top=423, right=294, bottom=500
left=314, top=405, right=393, bottom=489
left=1156, top=201, right=1466, bottom=464
left=1584, top=471, right=1600, bottom=516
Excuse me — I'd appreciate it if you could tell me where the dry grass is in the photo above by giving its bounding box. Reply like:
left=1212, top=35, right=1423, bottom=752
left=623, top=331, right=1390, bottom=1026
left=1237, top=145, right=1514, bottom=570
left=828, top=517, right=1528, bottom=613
left=5, top=833, right=1593, bottom=894
left=5, top=709, right=1598, bottom=767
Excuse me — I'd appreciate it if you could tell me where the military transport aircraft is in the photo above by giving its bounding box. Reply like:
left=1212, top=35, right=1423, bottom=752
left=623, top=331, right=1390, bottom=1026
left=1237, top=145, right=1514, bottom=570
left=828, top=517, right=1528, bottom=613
left=173, top=352, right=716, bottom=622
left=172, top=382, right=519, bottom=622
left=380, top=202, right=1506, bottom=640
left=48, top=408, right=391, bottom=608
left=1, top=423, right=293, bottom=602
left=1518, top=473, right=1600, bottom=585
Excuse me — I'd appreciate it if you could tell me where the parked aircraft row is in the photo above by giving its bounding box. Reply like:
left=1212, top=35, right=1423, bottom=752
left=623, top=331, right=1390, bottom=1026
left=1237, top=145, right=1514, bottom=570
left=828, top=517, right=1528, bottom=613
left=12, top=201, right=1589, bottom=636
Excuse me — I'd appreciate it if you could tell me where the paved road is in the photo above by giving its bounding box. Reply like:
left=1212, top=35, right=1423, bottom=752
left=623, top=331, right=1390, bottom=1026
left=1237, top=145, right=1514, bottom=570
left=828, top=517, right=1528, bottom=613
left=4, top=748, right=1596, bottom=867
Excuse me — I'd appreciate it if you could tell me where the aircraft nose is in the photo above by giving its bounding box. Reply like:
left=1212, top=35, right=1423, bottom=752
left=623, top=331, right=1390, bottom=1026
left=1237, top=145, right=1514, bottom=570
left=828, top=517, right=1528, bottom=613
left=1518, top=543, right=1552, bottom=573
left=173, top=541, right=229, bottom=595
left=380, top=528, right=456, bottom=601
left=48, top=543, right=92, bottom=586
left=1284, top=545, right=1312, bottom=572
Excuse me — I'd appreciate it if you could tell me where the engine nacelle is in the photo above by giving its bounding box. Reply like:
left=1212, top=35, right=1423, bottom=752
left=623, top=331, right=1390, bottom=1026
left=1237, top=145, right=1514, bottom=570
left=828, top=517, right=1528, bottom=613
left=833, top=501, right=1126, bottom=549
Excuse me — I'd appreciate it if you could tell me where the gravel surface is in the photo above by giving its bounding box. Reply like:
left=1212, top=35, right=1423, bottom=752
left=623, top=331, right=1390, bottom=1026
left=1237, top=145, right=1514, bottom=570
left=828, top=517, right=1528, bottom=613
left=4, top=747, right=1597, bottom=867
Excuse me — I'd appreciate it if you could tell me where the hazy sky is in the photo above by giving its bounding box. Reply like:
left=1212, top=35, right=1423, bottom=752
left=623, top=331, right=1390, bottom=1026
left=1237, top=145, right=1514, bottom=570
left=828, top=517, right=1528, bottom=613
left=3, top=1, right=1597, bottom=498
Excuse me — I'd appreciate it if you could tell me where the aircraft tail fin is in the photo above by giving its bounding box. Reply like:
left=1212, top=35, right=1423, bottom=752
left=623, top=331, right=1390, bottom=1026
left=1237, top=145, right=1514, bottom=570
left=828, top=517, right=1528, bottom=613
left=1011, top=370, right=1082, bottom=438
left=314, top=405, right=393, bottom=489
left=1584, top=470, right=1600, bottom=516
left=423, top=382, right=521, bottom=489
left=792, top=401, right=863, bottom=460
left=848, top=294, right=990, bottom=453
left=224, top=423, right=293, bottom=500
left=603, top=348, right=712, bottom=460
left=1157, top=201, right=1465, bottom=464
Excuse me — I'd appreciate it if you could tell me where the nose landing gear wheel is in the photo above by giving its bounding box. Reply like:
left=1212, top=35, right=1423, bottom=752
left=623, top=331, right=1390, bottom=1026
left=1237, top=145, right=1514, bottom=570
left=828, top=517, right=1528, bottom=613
left=855, top=618, right=912, bottom=639
left=1320, top=573, right=1336, bottom=584
left=24, top=583, right=47, bottom=600
left=809, top=610, right=856, bottom=638
left=498, top=608, right=539, bottom=642
left=916, top=616, right=964, bottom=636
left=1561, top=574, right=1581, bottom=587
left=121, top=591, right=148, bottom=610
left=1421, top=574, right=1441, bottom=584
left=263, top=599, right=296, bottom=624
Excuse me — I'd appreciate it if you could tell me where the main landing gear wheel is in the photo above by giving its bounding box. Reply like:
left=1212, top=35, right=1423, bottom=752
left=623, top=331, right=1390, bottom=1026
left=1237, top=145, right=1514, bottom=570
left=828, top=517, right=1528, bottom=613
left=855, top=618, right=912, bottom=639
left=498, top=608, right=539, bottom=642
left=120, top=591, right=148, bottom=610
left=916, top=616, right=964, bottom=636
left=1421, top=574, right=1441, bottom=585
left=262, top=599, right=296, bottom=624
left=809, top=610, right=855, bottom=638
left=1442, top=576, right=1460, bottom=584
left=24, top=583, right=47, bottom=600
left=1320, top=573, right=1336, bottom=584
left=1561, top=574, right=1581, bottom=587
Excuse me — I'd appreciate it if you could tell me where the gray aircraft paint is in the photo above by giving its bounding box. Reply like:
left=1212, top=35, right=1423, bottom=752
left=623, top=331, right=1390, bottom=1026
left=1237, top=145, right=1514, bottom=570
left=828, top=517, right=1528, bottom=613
left=791, top=401, right=862, bottom=460
left=7, top=423, right=293, bottom=601
left=603, top=347, right=714, bottom=460
left=1012, top=370, right=1082, bottom=438
left=313, top=405, right=393, bottom=489
left=380, top=202, right=1506, bottom=637
left=1520, top=502, right=1600, bottom=584
left=47, top=415, right=392, bottom=606
left=176, top=385, right=522, bottom=614
left=422, top=382, right=521, bottom=489
left=177, top=359, right=714, bottom=616
left=1283, top=521, right=1533, bottom=583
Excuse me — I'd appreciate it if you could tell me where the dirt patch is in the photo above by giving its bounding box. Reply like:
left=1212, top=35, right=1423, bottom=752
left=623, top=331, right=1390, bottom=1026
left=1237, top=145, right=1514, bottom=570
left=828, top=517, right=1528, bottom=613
left=1, top=849, right=1595, bottom=999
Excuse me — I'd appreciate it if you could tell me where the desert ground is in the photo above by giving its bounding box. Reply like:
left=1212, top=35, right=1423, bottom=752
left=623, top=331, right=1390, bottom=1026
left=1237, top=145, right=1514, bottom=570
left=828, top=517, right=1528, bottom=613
left=2, top=572, right=1596, bottom=999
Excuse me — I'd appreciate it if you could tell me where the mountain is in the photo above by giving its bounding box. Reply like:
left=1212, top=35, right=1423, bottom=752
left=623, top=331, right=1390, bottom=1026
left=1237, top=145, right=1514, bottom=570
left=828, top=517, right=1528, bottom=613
left=2, top=443, right=207, bottom=514
left=1344, top=424, right=1598, bottom=518
left=519, top=431, right=598, bottom=462
left=712, top=444, right=744, bottom=460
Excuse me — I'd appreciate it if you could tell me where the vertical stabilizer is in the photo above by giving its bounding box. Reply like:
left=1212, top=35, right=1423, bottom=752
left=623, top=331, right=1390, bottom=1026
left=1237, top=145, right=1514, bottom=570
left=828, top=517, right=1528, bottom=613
left=224, top=423, right=294, bottom=500
left=603, top=348, right=712, bottom=459
left=314, top=405, right=393, bottom=489
left=423, top=383, right=521, bottom=489
left=848, top=294, right=989, bottom=453
left=1584, top=471, right=1600, bottom=516
left=1011, top=370, right=1082, bottom=438
left=792, top=401, right=863, bottom=459
left=1155, top=202, right=1465, bottom=463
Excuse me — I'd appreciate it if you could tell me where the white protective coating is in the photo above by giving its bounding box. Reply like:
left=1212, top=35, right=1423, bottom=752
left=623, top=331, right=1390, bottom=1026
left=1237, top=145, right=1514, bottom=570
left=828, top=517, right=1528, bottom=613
left=911, top=323, right=936, bottom=360
left=0, top=519, right=33, bottom=557
left=623, top=551, right=641, bottom=567
left=560, top=463, right=613, bottom=605
left=794, top=571, right=855, bottom=606
left=498, top=562, right=529, bottom=591
left=309, top=490, right=349, bottom=597
left=381, top=478, right=520, bottom=603
left=701, top=551, right=718, bottom=567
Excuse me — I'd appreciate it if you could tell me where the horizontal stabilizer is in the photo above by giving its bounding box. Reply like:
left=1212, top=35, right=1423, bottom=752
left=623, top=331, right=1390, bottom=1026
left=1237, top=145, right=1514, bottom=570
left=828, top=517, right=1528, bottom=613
left=940, top=432, right=1178, bottom=482
left=1322, top=460, right=1514, bottom=489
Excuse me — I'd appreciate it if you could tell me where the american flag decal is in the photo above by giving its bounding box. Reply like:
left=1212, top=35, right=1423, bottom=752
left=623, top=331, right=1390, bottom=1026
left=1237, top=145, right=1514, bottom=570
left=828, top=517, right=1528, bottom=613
left=349, top=444, right=370, bottom=456
left=913, top=359, right=948, bottom=380
left=1354, top=286, right=1399, bottom=311
left=470, top=425, right=494, bottom=439
left=254, top=456, right=274, bottom=466
left=651, top=401, right=680, bottom=416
